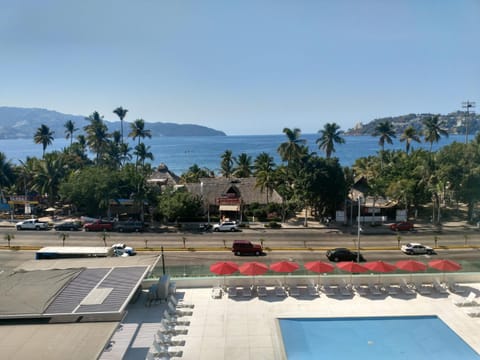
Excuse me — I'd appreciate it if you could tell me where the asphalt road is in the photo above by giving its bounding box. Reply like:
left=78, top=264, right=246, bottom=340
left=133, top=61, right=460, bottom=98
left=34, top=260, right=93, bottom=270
left=1, top=227, right=480, bottom=270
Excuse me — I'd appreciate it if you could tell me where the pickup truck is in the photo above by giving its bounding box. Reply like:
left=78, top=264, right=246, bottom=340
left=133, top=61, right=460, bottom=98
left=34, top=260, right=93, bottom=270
left=16, top=219, right=50, bottom=230
left=83, top=220, right=114, bottom=232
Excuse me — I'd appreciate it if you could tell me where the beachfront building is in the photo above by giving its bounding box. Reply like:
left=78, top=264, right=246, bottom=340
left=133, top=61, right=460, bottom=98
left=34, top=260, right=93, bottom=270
left=185, top=177, right=283, bottom=222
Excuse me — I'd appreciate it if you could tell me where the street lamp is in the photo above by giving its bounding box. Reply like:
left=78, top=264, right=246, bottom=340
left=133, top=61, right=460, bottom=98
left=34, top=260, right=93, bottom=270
left=357, top=196, right=363, bottom=262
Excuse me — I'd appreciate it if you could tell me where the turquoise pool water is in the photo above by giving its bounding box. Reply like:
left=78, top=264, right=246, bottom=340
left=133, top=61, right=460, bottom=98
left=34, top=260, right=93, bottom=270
left=279, top=316, right=479, bottom=360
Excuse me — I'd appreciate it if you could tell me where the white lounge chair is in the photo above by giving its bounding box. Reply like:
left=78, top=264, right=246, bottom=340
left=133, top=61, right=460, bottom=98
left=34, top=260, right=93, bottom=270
left=448, top=282, right=466, bottom=294
left=453, top=292, right=478, bottom=307
left=353, top=283, right=369, bottom=296
left=152, top=341, right=184, bottom=358
left=275, top=285, right=287, bottom=297
left=321, top=283, right=337, bottom=296
left=306, top=282, right=319, bottom=297
left=154, top=331, right=186, bottom=346
left=169, top=295, right=195, bottom=308
left=386, top=283, right=400, bottom=295
left=158, top=322, right=188, bottom=335
left=465, top=307, right=480, bottom=317
left=228, top=286, right=238, bottom=298
left=339, top=280, right=353, bottom=297
left=400, top=280, right=416, bottom=296
left=211, top=286, right=223, bottom=299
left=167, top=302, right=193, bottom=316
left=242, top=286, right=252, bottom=297
left=433, top=280, right=448, bottom=294
left=288, top=285, right=301, bottom=297
left=147, top=350, right=184, bottom=360
left=416, top=282, right=433, bottom=295
left=257, top=285, right=268, bottom=297
left=162, top=312, right=190, bottom=326
left=368, top=283, right=382, bottom=296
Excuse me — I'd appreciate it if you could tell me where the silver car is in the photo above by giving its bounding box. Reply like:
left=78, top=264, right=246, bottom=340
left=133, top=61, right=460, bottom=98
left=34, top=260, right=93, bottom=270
left=213, top=221, right=239, bottom=232
left=401, top=243, right=434, bottom=255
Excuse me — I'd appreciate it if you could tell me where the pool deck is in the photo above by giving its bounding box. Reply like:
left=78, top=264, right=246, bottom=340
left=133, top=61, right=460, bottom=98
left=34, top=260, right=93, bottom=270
left=103, top=282, right=480, bottom=360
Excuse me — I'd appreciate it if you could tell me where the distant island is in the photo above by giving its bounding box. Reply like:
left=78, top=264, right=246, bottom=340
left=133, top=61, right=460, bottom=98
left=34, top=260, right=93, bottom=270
left=345, top=111, right=480, bottom=136
left=0, top=106, right=226, bottom=139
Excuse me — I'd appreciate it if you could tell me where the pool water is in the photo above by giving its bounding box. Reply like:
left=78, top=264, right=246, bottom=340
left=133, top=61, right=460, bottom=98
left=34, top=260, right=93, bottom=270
left=279, top=316, right=479, bottom=360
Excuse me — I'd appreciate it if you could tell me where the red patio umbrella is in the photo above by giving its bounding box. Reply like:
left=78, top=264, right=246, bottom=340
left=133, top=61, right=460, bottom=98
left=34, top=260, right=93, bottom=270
left=395, top=260, right=427, bottom=272
left=395, top=260, right=427, bottom=283
left=336, top=261, right=368, bottom=283
left=239, top=262, right=269, bottom=287
left=239, top=262, right=269, bottom=276
left=304, top=261, right=335, bottom=274
left=270, top=261, right=299, bottom=286
left=270, top=261, right=300, bottom=273
left=210, top=261, right=239, bottom=287
left=364, top=260, right=397, bottom=273
left=364, top=260, right=397, bottom=283
left=210, top=261, right=239, bottom=275
left=428, top=259, right=462, bottom=282
left=304, top=261, right=335, bottom=286
left=336, top=261, right=368, bottom=273
left=428, top=259, right=462, bottom=272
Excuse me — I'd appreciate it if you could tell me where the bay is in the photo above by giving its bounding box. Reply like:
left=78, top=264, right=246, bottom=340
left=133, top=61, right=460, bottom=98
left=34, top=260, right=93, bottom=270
left=0, top=134, right=465, bottom=175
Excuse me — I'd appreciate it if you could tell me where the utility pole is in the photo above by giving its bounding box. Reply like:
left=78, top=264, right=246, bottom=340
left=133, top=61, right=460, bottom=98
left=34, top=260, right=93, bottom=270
left=462, top=101, right=476, bottom=143
left=357, top=196, right=362, bottom=263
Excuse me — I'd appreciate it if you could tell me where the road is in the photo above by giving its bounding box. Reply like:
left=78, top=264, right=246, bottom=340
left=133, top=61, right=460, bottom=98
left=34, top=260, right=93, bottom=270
left=1, top=227, right=480, bottom=270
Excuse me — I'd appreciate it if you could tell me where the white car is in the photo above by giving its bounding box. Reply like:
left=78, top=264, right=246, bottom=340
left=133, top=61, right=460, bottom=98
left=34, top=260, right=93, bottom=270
left=401, top=243, right=434, bottom=255
left=112, top=243, right=136, bottom=256
left=213, top=221, right=239, bottom=232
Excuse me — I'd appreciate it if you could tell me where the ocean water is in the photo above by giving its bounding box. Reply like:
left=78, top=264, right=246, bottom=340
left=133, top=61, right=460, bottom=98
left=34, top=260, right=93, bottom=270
left=0, top=134, right=465, bottom=175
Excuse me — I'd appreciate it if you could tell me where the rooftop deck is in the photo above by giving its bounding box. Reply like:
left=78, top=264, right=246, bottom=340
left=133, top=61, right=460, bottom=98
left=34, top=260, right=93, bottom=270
left=104, top=281, right=480, bottom=360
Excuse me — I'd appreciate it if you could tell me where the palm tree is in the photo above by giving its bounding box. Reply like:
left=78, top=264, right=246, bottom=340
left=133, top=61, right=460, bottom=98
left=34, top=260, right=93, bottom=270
left=423, top=115, right=448, bottom=151
left=316, top=123, right=345, bottom=158
left=254, top=152, right=276, bottom=203
left=277, top=127, right=306, bottom=165
left=84, top=111, right=110, bottom=163
left=373, top=121, right=396, bottom=152
left=129, top=119, right=152, bottom=165
left=400, top=126, right=421, bottom=154
left=133, top=142, right=154, bottom=167
left=64, top=120, right=78, bottom=146
left=129, top=119, right=152, bottom=145
left=220, top=150, right=234, bottom=178
left=0, top=152, right=14, bottom=195
left=113, top=106, right=128, bottom=144
left=233, top=153, right=252, bottom=178
left=33, top=124, right=54, bottom=157
left=31, top=154, right=66, bottom=206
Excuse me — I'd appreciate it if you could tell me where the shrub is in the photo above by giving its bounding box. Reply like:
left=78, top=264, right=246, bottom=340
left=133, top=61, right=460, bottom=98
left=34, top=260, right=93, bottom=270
left=265, top=221, right=281, bottom=229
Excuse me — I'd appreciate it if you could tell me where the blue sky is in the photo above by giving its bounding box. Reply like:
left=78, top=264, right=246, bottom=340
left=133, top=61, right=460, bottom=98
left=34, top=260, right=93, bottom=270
left=1, top=0, right=479, bottom=135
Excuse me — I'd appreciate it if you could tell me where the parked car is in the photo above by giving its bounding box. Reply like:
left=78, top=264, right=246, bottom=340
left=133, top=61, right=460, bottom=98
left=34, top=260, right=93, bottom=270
left=390, top=221, right=414, bottom=231
left=111, top=243, right=136, bottom=256
left=326, top=248, right=365, bottom=262
left=401, top=243, right=434, bottom=255
left=213, top=221, right=239, bottom=232
left=83, top=220, right=114, bottom=232
left=54, top=221, right=81, bottom=231
left=232, top=240, right=263, bottom=256
left=113, top=221, right=144, bottom=233
left=15, top=219, right=49, bottom=231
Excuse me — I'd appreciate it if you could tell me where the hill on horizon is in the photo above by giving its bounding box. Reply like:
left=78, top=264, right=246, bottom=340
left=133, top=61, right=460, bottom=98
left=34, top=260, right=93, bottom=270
left=0, top=106, right=226, bottom=139
left=345, top=111, right=480, bottom=136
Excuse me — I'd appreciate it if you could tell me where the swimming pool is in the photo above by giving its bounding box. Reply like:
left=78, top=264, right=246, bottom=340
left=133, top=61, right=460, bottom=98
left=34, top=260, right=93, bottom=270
left=279, top=316, right=479, bottom=360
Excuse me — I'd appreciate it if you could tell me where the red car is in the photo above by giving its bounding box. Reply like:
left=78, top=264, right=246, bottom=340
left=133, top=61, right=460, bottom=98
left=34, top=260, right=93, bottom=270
left=390, top=221, right=414, bottom=231
left=83, top=220, right=114, bottom=232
